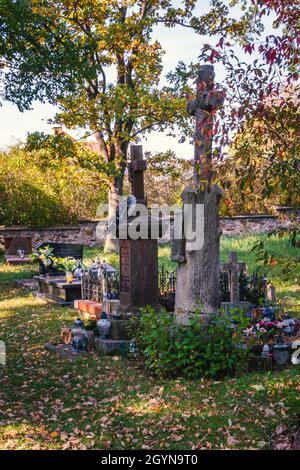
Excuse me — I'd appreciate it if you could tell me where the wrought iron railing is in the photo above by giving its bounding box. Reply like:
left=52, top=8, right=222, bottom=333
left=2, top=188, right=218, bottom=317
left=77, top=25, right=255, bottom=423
left=81, top=268, right=119, bottom=302
left=158, top=266, right=177, bottom=310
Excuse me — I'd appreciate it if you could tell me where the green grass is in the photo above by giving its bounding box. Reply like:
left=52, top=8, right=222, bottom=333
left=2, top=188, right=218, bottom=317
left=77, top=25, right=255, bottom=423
left=0, top=282, right=299, bottom=450
left=84, top=234, right=300, bottom=313
left=0, top=234, right=299, bottom=449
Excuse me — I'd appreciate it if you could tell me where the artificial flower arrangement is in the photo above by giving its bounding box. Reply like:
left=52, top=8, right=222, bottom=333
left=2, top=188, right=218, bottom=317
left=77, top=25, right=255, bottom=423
left=31, top=245, right=55, bottom=267
left=31, top=245, right=58, bottom=275
left=243, top=318, right=298, bottom=343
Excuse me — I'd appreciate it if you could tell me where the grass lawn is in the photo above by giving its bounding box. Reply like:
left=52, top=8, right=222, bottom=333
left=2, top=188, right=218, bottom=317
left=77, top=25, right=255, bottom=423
left=0, top=234, right=299, bottom=450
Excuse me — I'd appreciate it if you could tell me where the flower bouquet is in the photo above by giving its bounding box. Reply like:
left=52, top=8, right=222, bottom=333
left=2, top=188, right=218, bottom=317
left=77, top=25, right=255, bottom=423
left=52, top=257, right=78, bottom=283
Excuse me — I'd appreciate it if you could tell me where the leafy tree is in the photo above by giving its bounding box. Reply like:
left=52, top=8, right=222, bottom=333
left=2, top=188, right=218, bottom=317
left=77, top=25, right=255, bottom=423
left=144, top=150, right=192, bottom=206
left=217, top=85, right=300, bottom=215
left=199, top=0, right=300, bottom=270
left=0, top=0, right=255, bottom=249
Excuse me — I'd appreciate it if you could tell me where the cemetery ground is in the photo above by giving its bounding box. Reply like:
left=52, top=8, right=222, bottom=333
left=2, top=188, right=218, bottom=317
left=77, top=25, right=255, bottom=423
left=0, top=235, right=299, bottom=450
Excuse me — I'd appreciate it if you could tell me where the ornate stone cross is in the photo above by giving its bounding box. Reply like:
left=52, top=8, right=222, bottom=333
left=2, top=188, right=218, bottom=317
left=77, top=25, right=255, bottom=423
left=187, top=64, right=224, bottom=186
left=128, top=145, right=147, bottom=205
left=221, top=251, right=246, bottom=303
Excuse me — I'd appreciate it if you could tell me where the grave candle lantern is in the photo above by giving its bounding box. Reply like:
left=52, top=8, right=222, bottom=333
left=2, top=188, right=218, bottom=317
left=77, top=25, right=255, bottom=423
left=129, top=339, right=138, bottom=359
left=282, top=317, right=296, bottom=336
left=97, top=312, right=111, bottom=339
left=71, top=318, right=87, bottom=352
left=17, top=249, right=25, bottom=259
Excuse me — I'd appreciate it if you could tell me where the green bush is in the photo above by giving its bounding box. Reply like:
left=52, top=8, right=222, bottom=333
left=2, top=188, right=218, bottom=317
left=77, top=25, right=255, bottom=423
left=129, top=307, right=249, bottom=379
left=0, top=145, right=107, bottom=226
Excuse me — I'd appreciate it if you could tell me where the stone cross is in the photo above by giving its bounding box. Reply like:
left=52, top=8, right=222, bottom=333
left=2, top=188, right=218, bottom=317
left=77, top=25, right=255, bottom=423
left=221, top=252, right=246, bottom=303
left=128, top=145, right=147, bottom=205
left=187, top=64, right=224, bottom=186
left=173, top=65, right=224, bottom=322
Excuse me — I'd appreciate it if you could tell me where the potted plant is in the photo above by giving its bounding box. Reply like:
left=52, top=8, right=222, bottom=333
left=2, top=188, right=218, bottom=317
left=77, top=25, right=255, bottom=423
left=53, top=257, right=78, bottom=283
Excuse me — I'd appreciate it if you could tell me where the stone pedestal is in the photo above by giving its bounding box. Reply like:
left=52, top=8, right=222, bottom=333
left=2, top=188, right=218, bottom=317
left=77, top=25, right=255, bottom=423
left=94, top=338, right=130, bottom=355
left=174, top=186, right=222, bottom=323
left=38, top=277, right=82, bottom=305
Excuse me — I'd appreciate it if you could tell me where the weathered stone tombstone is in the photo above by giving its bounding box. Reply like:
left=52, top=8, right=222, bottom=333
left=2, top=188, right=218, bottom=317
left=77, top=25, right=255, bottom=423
left=36, top=242, right=83, bottom=275
left=221, top=252, right=246, bottom=303
left=220, top=251, right=252, bottom=315
left=119, top=145, right=159, bottom=312
left=172, top=64, right=224, bottom=323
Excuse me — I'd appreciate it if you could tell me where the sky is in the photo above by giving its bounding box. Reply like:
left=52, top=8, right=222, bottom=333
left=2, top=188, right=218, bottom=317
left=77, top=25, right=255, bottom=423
left=0, top=1, right=273, bottom=158
left=0, top=23, right=201, bottom=155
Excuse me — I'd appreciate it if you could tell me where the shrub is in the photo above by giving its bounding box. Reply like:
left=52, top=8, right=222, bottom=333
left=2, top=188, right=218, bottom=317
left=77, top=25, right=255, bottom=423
left=0, top=145, right=107, bottom=227
left=129, top=307, right=249, bottom=379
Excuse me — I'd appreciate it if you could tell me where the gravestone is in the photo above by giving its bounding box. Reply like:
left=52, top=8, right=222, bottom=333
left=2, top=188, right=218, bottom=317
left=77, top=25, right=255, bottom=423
left=173, top=65, right=224, bottom=323
left=119, top=145, right=159, bottom=312
left=37, top=242, right=83, bottom=276
left=221, top=252, right=246, bottom=303
left=37, top=242, right=83, bottom=304
left=36, top=242, right=83, bottom=260
left=4, top=236, right=32, bottom=263
left=220, top=251, right=252, bottom=315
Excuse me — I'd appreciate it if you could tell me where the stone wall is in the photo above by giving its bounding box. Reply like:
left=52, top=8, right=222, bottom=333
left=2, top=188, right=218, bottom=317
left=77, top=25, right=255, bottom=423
left=0, top=208, right=299, bottom=249
left=220, top=208, right=300, bottom=236
left=0, top=220, right=105, bottom=249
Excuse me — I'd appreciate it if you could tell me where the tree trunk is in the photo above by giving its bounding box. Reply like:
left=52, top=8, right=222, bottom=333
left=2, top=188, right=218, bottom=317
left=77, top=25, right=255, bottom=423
left=93, top=131, right=128, bottom=254
left=104, top=174, right=124, bottom=254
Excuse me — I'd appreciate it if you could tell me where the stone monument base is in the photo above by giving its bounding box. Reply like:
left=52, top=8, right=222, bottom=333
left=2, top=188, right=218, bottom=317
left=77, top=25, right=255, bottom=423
left=110, top=319, right=129, bottom=340
left=94, top=338, right=130, bottom=356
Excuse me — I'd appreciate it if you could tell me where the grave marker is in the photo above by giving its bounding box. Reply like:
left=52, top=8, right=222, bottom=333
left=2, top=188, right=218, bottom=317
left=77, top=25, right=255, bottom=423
left=36, top=242, right=83, bottom=260
left=119, top=145, right=159, bottom=311
left=221, top=251, right=246, bottom=303
left=220, top=251, right=252, bottom=315
left=173, top=64, right=224, bottom=322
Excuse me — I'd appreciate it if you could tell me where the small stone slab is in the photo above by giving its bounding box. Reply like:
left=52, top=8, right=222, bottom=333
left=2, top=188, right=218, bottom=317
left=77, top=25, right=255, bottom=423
left=4, top=255, right=32, bottom=264
left=15, top=278, right=39, bottom=290
left=44, top=343, right=87, bottom=361
left=94, top=338, right=130, bottom=356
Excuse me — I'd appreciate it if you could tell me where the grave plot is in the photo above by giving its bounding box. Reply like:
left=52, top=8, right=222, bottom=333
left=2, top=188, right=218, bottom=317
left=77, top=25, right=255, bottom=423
left=35, top=242, right=84, bottom=304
